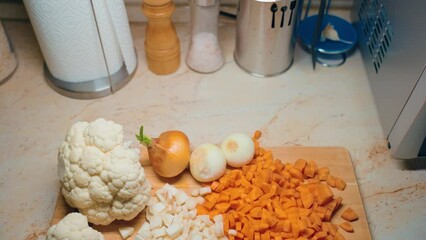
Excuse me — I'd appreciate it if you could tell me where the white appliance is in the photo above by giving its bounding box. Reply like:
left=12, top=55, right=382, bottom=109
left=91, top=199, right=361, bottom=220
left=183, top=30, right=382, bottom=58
left=352, top=0, right=426, bottom=159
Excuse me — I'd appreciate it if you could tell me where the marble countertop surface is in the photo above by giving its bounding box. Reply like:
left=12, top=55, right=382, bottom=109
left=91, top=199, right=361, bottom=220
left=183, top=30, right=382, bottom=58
left=1, top=10, right=425, bottom=240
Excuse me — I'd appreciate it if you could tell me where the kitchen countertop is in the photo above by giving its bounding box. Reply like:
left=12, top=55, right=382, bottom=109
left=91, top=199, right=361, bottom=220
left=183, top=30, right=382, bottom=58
left=1, top=10, right=425, bottom=240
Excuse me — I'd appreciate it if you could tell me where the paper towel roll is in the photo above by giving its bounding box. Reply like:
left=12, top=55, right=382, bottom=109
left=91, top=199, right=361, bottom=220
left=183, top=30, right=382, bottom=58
left=23, top=0, right=137, bottom=83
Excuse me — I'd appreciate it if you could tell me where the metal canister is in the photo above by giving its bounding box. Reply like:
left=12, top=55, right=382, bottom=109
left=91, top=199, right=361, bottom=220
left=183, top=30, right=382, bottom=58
left=234, top=0, right=301, bottom=77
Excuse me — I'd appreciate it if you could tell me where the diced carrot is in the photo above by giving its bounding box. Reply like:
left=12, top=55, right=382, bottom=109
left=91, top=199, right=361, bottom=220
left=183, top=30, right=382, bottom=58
left=301, top=216, right=312, bottom=228
left=314, top=231, right=328, bottom=239
left=314, top=183, right=334, bottom=206
left=236, top=221, right=242, bottom=231
left=323, top=208, right=333, bottom=222
left=248, top=186, right=264, bottom=202
left=308, top=178, right=320, bottom=184
left=260, top=231, right=271, bottom=240
left=196, top=205, right=209, bottom=215
left=341, top=207, right=358, bottom=221
left=208, top=210, right=220, bottom=220
left=275, top=207, right=287, bottom=220
left=328, top=223, right=338, bottom=236
left=335, top=177, right=346, bottom=191
left=215, top=202, right=231, bottom=213
left=283, top=219, right=291, bottom=232
left=317, top=167, right=330, bottom=181
left=229, top=212, right=236, bottom=228
left=250, top=207, right=263, bottom=219
left=289, top=167, right=305, bottom=181
left=217, top=194, right=230, bottom=203
left=223, top=214, right=230, bottom=233
left=294, top=159, right=307, bottom=172
left=242, top=223, right=251, bottom=237
left=205, top=192, right=220, bottom=205
left=326, top=175, right=336, bottom=188
left=254, top=232, right=261, bottom=240
left=309, top=212, right=322, bottom=226
left=301, top=228, right=315, bottom=238
left=324, top=198, right=340, bottom=213
left=236, top=232, right=245, bottom=239
left=280, top=232, right=294, bottom=238
left=339, top=221, right=354, bottom=233
left=210, top=180, right=221, bottom=190
left=292, top=220, right=300, bottom=238
left=203, top=200, right=215, bottom=210
left=300, top=190, right=314, bottom=209
left=259, top=182, right=270, bottom=193
left=253, top=130, right=262, bottom=140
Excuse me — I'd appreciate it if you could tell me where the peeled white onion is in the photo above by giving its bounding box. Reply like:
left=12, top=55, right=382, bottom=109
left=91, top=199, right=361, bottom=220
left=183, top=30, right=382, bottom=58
left=221, top=133, right=255, bottom=167
left=189, top=143, right=226, bottom=182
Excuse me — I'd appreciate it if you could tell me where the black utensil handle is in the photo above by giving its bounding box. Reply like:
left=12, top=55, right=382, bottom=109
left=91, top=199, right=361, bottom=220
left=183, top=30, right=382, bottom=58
left=280, top=6, right=287, bottom=28
left=311, top=0, right=327, bottom=70
left=288, top=0, right=297, bottom=26
left=271, top=3, right=278, bottom=28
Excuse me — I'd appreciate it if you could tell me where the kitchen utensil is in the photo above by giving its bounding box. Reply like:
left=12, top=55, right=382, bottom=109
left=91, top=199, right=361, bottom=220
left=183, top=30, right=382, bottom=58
left=234, top=0, right=302, bottom=77
left=310, top=0, right=327, bottom=70
left=51, top=146, right=372, bottom=240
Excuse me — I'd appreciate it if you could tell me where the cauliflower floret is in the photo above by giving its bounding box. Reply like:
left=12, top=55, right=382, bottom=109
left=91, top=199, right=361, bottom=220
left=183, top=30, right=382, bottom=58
left=58, top=118, right=151, bottom=225
left=46, top=212, right=104, bottom=240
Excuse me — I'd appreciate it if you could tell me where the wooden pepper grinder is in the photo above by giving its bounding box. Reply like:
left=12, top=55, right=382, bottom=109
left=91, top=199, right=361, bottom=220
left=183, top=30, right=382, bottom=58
left=142, top=0, right=180, bottom=75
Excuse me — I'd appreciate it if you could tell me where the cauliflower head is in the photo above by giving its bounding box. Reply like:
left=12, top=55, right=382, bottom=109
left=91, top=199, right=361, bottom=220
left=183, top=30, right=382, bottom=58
left=58, top=118, right=151, bottom=225
left=47, top=212, right=104, bottom=240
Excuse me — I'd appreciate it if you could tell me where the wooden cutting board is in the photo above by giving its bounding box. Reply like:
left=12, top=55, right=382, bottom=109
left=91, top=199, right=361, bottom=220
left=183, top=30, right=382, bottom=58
left=51, top=146, right=371, bottom=239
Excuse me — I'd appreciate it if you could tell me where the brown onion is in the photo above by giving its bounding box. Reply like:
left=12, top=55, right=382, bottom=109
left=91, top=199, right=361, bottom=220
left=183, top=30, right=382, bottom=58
left=137, top=126, right=190, bottom=178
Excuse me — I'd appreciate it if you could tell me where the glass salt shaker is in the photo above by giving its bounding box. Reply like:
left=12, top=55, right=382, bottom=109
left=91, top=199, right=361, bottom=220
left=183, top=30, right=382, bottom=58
left=186, top=0, right=224, bottom=73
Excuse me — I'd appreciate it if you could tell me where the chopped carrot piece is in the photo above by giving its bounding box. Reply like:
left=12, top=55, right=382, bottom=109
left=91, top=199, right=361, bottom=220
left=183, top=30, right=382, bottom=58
left=260, top=231, right=271, bottom=240
left=205, top=193, right=220, bottom=205
left=229, top=212, right=236, bottom=228
left=253, top=130, right=262, bottom=140
left=223, top=214, right=230, bottom=233
left=314, top=183, right=334, bottom=206
left=339, top=221, right=354, bottom=233
left=335, top=177, right=346, bottom=191
left=326, top=175, right=336, bottom=188
left=294, top=159, right=307, bottom=172
left=314, top=231, right=328, bottom=239
left=250, top=207, right=263, bottom=219
left=196, top=205, right=209, bottom=215
left=323, top=208, right=333, bottom=222
left=300, top=190, right=314, bottom=209
left=215, top=202, right=231, bottom=213
left=289, top=167, right=305, bottom=181
left=341, top=207, right=358, bottom=221
left=283, top=219, right=291, bottom=232
left=236, top=221, right=242, bottom=231
left=210, top=181, right=221, bottom=191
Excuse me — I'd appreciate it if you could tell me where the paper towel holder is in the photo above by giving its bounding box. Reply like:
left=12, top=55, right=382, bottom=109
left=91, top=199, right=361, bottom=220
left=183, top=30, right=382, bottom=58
left=39, top=0, right=138, bottom=100
left=44, top=59, right=137, bottom=99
